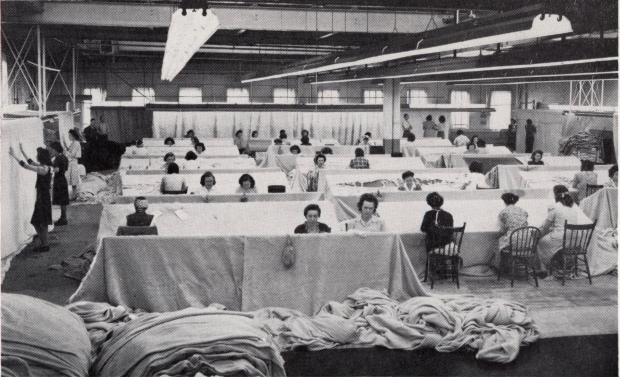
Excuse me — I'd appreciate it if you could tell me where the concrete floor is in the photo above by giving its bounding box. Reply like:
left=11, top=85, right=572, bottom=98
left=2, top=203, right=617, bottom=339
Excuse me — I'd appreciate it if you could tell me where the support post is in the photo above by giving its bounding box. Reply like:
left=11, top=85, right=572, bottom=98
left=382, top=78, right=401, bottom=154
left=37, top=25, right=42, bottom=117
left=42, top=33, right=46, bottom=115
left=72, top=45, right=76, bottom=110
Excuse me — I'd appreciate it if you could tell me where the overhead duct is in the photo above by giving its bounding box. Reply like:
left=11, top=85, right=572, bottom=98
left=243, top=5, right=574, bottom=83
left=161, top=4, right=219, bottom=81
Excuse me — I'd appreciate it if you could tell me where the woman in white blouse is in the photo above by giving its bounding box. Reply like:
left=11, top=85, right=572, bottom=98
left=160, top=163, right=187, bottom=194
left=196, top=171, right=217, bottom=195
left=461, top=161, right=491, bottom=190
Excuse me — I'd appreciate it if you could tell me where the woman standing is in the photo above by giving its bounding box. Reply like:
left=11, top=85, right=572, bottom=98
left=49, top=142, right=70, bottom=226
left=436, top=115, right=447, bottom=139
left=63, top=129, right=82, bottom=200
left=8, top=144, right=54, bottom=252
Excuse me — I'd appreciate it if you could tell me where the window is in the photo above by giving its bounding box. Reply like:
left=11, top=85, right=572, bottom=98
left=226, top=88, right=250, bottom=104
left=132, top=87, right=155, bottom=105
left=450, top=91, right=470, bottom=128
left=405, top=89, right=428, bottom=106
left=363, top=89, right=383, bottom=104
left=317, top=89, right=339, bottom=104
left=82, top=87, right=107, bottom=126
left=179, top=87, right=202, bottom=104
left=273, top=88, right=296, bottom=104
left=489, top=91, right=512, bottom=130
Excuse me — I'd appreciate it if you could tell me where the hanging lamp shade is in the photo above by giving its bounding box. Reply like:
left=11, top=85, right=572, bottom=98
left=161, top=8, right=219, bottom=81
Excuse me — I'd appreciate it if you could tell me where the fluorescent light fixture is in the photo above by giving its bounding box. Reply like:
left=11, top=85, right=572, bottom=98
left=409, top=103, right=489, bottom=109
left=161, top=8, right=219, bottom=81
left=311, top=57, right=618, bottom=85
left=404, top=71, right=619, bottom=85
left=548, top=104, right=617, bottom=111
left=243, top=14, right=573, bottom=83
left=319, top=33, right=336, bottom=39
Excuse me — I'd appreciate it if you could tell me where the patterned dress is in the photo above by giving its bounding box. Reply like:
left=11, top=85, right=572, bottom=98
left=494, top=205, right=529, bottom=268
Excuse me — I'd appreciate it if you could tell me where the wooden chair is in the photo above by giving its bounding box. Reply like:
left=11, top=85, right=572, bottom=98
left=425, top=223, right=466, bottom=289
left=162, top=187, right=188, bottom=195
left=585, top=184, right=604, bottom=198
left=116, top=226, right=158, bottom=236
left=554, top=220, right=597, bottom=285
left=498, top=227, right=541, bottom=287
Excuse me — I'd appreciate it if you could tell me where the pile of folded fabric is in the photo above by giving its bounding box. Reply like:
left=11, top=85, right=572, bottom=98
left=3, top=289, right=540, bottom=376
left=558, top=131, right=603, bottom=161
left=76, top=172, right=122, bottom=204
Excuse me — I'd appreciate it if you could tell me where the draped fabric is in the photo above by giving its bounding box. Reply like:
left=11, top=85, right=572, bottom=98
left=512, top=109, right=614, bottom=155
left=91, top=107, right=151, bottom=143
left=152, top=110, right=384, bottom=145
left=1, top=118, right=45, bottom=279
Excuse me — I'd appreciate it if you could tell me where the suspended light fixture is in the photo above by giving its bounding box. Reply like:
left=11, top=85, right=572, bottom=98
left=161, top=0, right=219, bottom=82
left=243, top=13, right=574, bottom=84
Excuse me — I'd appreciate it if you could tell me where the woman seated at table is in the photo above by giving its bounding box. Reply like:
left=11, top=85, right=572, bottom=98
left=162, top=152, right=176, bottom=170
left=453, top=130, right=470, bottom=147
left=160, top=163, right=187, bottom=194
left=294, top=204, right=332, bottom=234
left=300, top=136, right=312, bottom=146
left=300, top=129, right=310, bottom=142
left=464, top=143, right=477, bottom=154
left=471, top=135, right=480, bottom=148
left=234, top=130, right=246, bottom=153
left=356, top=132, right=372, bottom=145
left=133, top=139, right=149, bottom=156
left=477, top=140, right=489, bottom=154
left=605, top=165, right=618, bottom=187
left=290, top=145, right=301, bottom=155
left=306, top=154, right=326, bottom=192
left=194, top=142, right=205, bottom=155
left=572, top=159, right=598, bottom=203
left=538, top=185, right=582, bottom=273
left=184, top=130, right=195, bottom=138
left=528, top=150, right=545, bottom=165
left=164, top=137, right=175, bottom=146
left=420, top=192, right=454, bottom=251
left=494, top=192, right=529, bottom=269
left=461, top=161, right=491, bottom=190
left=236, top=173, right=257, bottom=194
left=405, top=133, right=416, bottom=143
left=195, top=171, right=217, bottom=195
left=399, top=171, right=422, bottom=191
left=349, top=148, right=370, bottom=169
left=184, top=151, right=198, bottom=169
left=345, top=193, right=386, bottom=232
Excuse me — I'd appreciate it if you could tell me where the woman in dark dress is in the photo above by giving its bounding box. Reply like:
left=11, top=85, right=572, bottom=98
left=528, top=150, right=545, bottom=165
left=294, top=204, right=331, bottom=234
left=9, top=144, right=53, bottom=252
left=420, top=192, right=454, bottom=251
left=50, top=142, right=70, bottom=225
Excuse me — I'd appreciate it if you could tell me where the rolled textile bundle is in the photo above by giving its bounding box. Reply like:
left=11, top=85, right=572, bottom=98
left=1, top=294, right=92, bottom=377
left=90, top=307, right=285, bottom=377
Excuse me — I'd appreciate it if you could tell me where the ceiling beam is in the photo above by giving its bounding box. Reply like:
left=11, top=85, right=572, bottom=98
left=2, top=1, right=452, bottom=33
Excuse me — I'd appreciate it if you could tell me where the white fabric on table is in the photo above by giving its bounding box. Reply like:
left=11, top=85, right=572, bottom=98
left=70, top=234, right=422, bottom=316
left=97, top=201, right=341, bottom=240
left=123, top=145, right=240, bottom=157
left=490, top=165, right=613, bottom=190
left=580, top=188, right=618, bottom=229
left=121, top=171, right=289, bottom=195
left=142, top=138, right=233, bottom=147
left=400, top=139, right=454, bottom=157
left=120, top=156, right=255, bottom=170
left=513, top=154, right=582, bottom=167
left=322, top=170, right=472, bottom=197
left=265, top=155, right=427, bottom=174
left=111, top=192, right=325, bottom=204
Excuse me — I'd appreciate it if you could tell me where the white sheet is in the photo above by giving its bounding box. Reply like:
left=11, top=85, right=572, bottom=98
left=121, top=171, right=289, bottom=196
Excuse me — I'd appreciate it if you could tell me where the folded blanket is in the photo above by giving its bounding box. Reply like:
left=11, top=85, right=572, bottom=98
left=1, top=294, right=92, bottom=377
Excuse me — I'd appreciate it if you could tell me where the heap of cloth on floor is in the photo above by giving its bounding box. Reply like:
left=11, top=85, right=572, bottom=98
left=2, top=288, right=540, bottom=377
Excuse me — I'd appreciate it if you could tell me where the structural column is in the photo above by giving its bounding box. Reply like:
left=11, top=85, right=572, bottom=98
left=382, top=78, right=401, bottom=154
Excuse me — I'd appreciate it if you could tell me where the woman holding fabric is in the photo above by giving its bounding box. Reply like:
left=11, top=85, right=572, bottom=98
left=63, top=129, right=82, bottom=200
left=8, top=144, right=54, bottom=252
left=160, top=163, right=187, bottom=194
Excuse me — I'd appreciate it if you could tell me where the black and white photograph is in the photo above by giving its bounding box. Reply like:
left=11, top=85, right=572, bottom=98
left=0, top=0, right=618, bottom=375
